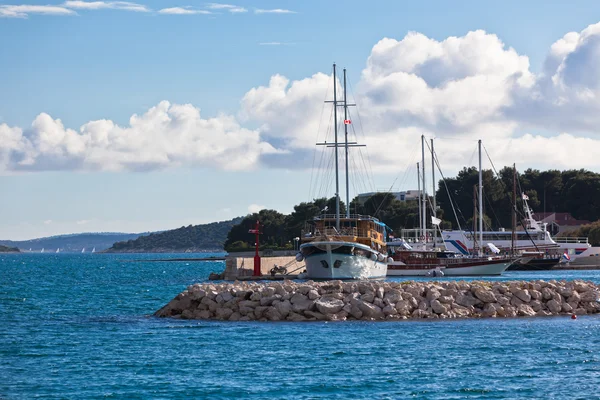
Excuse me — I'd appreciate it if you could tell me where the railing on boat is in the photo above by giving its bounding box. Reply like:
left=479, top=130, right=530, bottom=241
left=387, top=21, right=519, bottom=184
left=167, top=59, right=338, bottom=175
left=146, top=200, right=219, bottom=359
left=553, top=237, right=589, bottom=244
left=302, top=227, right=377, bottom=239
left=311, top=214, right=381, bottom=222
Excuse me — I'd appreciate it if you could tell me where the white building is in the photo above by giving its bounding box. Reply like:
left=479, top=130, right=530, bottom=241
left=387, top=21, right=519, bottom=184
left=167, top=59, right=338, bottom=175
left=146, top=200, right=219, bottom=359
left=356, top=190, right=421, bottom=205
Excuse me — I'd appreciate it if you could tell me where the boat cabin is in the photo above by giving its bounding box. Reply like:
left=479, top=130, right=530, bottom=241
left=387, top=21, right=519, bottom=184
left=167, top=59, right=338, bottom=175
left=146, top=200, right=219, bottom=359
left=301, top=214, right=387, bottom=251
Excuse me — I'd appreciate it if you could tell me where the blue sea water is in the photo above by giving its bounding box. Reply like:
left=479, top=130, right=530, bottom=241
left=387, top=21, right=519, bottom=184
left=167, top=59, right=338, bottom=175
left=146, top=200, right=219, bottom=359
left=1, top=253, right=600, bottom=399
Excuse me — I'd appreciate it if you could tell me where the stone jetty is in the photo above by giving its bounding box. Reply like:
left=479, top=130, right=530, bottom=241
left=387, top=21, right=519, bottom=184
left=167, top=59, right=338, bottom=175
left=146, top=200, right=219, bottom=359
left=154, top=279, right=600, bottom=321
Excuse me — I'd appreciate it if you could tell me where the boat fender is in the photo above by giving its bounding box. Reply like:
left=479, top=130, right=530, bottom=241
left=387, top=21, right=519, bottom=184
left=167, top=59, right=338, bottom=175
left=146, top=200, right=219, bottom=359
left=295, top=252, right=304, bottom=262
left=370, top=253, right=378, bottom=261
left=387, top=257, right=394, bottom=263
left=377, top=253, right=385, bottom=262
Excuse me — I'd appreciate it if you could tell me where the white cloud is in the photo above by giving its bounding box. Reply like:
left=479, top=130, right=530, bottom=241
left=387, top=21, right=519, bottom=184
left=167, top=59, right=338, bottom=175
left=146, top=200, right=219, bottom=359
left=255, top=8, right=296, bottom=14
left=206, top=3, right=247, bottom=13
left=0, top=101, right=282, bottom=173
left=44, top=220, right=53, bottom=225
left=158, top=7, right=211, bottom=15
left=0, top=4, right=76, bottom=18
left=248, top=204, right=265, bottom=213
left=5, top=24, right=600, bottom=176
left=63, top=1, right=149, bottom=12
left=76, top=219, right=91, bottom=225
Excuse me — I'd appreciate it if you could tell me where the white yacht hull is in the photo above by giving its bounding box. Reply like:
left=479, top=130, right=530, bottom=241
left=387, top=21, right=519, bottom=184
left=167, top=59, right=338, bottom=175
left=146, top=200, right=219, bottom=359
left=387, top=259, right=512, bottom=276
left=300, top=242, right=387, bottom=280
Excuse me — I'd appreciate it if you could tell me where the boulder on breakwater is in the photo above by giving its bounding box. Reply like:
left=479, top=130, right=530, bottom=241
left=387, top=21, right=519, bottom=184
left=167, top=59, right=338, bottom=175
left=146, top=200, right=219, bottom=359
left=154, top=279, right=600, bottom=322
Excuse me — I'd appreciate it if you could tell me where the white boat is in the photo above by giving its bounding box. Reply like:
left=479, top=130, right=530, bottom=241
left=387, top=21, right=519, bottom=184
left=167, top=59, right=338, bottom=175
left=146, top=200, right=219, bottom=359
left=297, top=64, right=388, bottom=280
left=91, top=247, right=96, bottom=253
left=41, top=248, right=44, bottom=253
left=441, top=197, right=600, bottom=265
left=56, top=248, right=60, bottom=253
left=81, top=248, right=85, bottom=253
left=299, top=217, right=389, bottom=280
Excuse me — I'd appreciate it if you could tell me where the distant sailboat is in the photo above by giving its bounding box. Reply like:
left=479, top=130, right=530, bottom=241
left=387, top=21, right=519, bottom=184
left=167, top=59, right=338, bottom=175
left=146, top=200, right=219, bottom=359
left=29, top=248, right=32, bottom=252
left=56, top=248, right=60, bottom=253
left=81, top=248, right=85, bottom=253
left=41, top=248, right=44, bottom=253
left=91, top=247, right=96, bottom=253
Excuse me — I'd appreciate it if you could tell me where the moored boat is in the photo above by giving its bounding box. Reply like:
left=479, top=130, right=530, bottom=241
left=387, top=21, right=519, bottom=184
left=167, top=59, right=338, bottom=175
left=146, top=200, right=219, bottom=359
left=386, top=241, right=513, bottom=276
left=297, top=64, right=388, bottom=280
left=299, top=215, right=389, bottom=280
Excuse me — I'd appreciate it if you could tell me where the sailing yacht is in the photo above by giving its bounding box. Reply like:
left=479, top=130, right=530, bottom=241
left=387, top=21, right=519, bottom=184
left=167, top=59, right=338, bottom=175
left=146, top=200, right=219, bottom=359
left=81, top=248, right=85, bottom=253
left=56, top=248, right=60, bottom=253
left=41, top=248, right=44, bottom=253
left=297, top=64, right=388, bottom=280
left=387, top=139, right=515, bottom=276
left=91, top=247, right=96, bottom=253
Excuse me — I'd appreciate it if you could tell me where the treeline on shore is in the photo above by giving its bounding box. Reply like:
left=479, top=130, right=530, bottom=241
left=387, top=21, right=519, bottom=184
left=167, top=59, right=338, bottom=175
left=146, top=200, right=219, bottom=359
left=106, top=218, right=243, bottom=252
left=0, top=245, right=20, bottom=253
left=224, top=167, right=600, bottom=251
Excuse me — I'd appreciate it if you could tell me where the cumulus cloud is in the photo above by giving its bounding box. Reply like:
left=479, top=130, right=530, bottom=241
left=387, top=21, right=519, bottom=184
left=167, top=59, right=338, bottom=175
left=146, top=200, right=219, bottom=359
left=0, top=101, right=281, bottom=172
left=0, top=4, right=75, bottom=18
left=5, top=24, right=600, bottom=174
left=158, top=7, right=211, bottom=15
left=63, top=1, right=149, bottom=12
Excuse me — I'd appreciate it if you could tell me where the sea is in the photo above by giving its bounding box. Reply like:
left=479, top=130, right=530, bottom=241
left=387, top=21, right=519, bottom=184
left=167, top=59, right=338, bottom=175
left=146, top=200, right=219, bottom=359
left=1, top=253, right=599, bottom=399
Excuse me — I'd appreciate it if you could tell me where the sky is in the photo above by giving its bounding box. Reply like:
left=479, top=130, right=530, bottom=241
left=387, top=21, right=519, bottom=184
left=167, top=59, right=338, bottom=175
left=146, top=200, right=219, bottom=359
left=2, top=0, right=600, bottom=239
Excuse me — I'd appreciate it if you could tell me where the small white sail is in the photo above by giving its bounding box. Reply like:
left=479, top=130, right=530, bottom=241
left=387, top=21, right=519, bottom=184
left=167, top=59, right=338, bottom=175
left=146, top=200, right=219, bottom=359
left=81, top=248, right=85, bottom=253
left=41, top=248, right=44, bottom=253
left=92, top=247, right=96, bottom=253
left=56, top=248, right=60, bottom=253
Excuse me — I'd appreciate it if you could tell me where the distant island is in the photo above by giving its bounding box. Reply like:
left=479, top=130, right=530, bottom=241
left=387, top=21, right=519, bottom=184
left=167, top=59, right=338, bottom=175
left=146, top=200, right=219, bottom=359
left=0, top=232, right=144, bottom=253
left=0, top=245, right=20, bottom=253
left=104, top=217, right=243, bottom=253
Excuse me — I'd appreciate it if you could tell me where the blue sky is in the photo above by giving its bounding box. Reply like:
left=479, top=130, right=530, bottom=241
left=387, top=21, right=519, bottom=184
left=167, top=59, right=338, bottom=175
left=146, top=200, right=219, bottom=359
left=2, top=0, right=600, bottom=239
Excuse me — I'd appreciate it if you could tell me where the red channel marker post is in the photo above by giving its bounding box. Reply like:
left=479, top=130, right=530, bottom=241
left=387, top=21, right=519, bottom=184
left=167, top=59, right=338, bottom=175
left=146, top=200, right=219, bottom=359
left=249, top=220, right=261, bottom=276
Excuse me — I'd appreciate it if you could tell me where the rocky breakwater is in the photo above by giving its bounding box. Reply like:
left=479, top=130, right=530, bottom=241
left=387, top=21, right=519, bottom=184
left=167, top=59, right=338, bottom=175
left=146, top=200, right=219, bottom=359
left=154, top=280, right=600, bottom=322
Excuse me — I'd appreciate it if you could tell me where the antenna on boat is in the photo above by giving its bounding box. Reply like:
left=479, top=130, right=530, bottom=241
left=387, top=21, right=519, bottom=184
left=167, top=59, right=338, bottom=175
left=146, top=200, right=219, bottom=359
left=421, top=135, right=426, bottom=242
left=417, top=162, right=422, bottom=236
left=431, top=138, right=436, bottom=247
left=478, top=139, right=483, bottom=257
left=343, top=68, right=356, bottom=218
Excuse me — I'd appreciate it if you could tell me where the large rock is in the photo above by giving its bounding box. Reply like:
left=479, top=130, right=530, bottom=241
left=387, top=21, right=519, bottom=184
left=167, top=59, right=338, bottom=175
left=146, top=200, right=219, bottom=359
left=517, top=304, right=536, bottom=317
left=514, top=289, right=532, bottom=303
left=315, top=297, right=345, bottom=315
left=384, top=289, right=403, bottom=303
left=274, top=299, right=292, bottom=318
left=455, top=293, right=481, bottom=307
left=474, top=288, right=497, bottom=303
left=431, top=299, right=447, bottom=314
left=356, top=300, right=384, bottom=319
left=546, top=299, right=562, bottom=314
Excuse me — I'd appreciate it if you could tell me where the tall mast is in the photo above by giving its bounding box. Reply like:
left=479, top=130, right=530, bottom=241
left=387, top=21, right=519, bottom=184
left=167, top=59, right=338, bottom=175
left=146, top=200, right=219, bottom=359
left=512, top=163, right=516, bottom=256
left=431, top=138, right=436, bottom=245
left=478, top=139, right=483, bottom=256
left=333, top=64, right=340, bottom=230
left=421, top=135, right=426, bottom=241
left=343, top=68, right=350, bottom=218
left=417, top=162, right=421, bottom=236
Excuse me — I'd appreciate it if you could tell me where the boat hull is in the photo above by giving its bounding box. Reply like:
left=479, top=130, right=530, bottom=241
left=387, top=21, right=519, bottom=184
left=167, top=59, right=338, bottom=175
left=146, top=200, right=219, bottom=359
left=300, top=242, right=387, bottom=280
left=387, top=259, right=512, bottom=276
left=507, top=257, right=560, bottom=271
